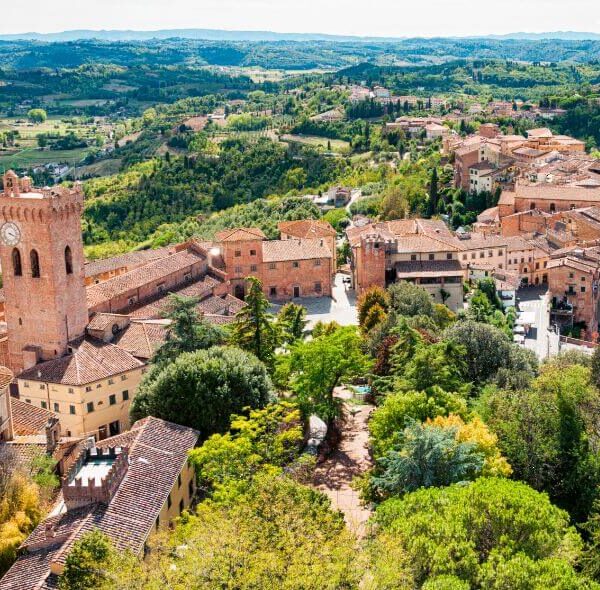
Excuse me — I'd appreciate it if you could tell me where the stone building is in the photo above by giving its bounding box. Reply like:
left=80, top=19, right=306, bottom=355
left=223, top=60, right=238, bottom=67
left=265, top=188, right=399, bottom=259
left=0, top=417, right=199, bottom=590
left=347, top=219, right=465, bottom=311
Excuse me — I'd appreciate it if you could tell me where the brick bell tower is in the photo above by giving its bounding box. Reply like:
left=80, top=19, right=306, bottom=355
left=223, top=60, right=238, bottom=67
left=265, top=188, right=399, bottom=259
left=0, top=171, right=88, bottom=373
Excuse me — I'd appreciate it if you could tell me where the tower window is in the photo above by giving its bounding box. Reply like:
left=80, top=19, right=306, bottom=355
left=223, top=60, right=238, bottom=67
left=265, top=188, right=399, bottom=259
left=30, top=249, right=40, bottom=278
left=12, top=248, right=22, bottom=276
left=65, top=245, right=73, bottom=275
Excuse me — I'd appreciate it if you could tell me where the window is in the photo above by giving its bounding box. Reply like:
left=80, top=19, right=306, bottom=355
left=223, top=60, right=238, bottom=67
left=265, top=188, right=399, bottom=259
left=167, top=493, right=172, bottom=509
left=87, top=402, right=94, bottom=413
left=269, top=286, right=277, bottom=296
left=499, top=264, right=503, bottom=269
left=121, top=375, right=127, bottom=381
left=292, top=261, right=300, bottom=268
left=581, top=286, right=586, bottom=293
left=108, top=379, right=114, bottom=385
left=314, top=282, right=322, bottom=293
left=471, top=253, right=476, bottom=260
left=234, top=250, right=241, bottom=257
left=12, top=248, right=22, bottom=276
left=569, top=272, right=574, bottom=279
left=250, top=249, right=256, bottom=256
left=269, top=262, right=276, bottom=270
left=53, top=402, right=59, bottom=412
left=488, top=251, right=493, bottom=258
left=65, top=246, right=73, bottom=275
left=234, top=266, right=242, bottom=274
left=428, top=254, right=435, bottom=261
left=41, top=401, right=47, bottom=409
left=178, top=474, right=182, bottom=488
left=69, top=404, right=76, bottom=415
left=462, top=254, right=467, bottom=261
left=250, top=264, right=257, bottom=272
left=479, top=252, right=484, bottom=259
left=30, top=250, right=40, bottom=278
left=314, top=259, right=321, bottom=267
left=25, top=399, right=31, bottom=404
left=23, top=382, right=29, bottom=388
left=411, top=254, right=417, bottom=261
left=109, top=394, right=116, bottom=406
left=536, top=262, right=540, bottom=269
left=122, top=390, right=129, bottom=401
left=39, top=384, right=45, bottom=390
left=498, top=250, right=503, bottom=256
left=582, top=277, right=586, bottom=282
left=68, top=387, right=74, bottom=394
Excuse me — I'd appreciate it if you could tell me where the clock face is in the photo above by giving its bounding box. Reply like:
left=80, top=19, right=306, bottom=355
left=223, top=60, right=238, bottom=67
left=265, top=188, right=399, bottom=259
left=0, top=222, right=21, bottom=246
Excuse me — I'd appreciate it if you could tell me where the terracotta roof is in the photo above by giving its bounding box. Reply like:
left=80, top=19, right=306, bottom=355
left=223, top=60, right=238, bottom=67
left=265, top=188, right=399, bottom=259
left=395, top=259, right=464, bottom=278
left=84, top=247, right=175, bottom=278
left=10, top=398, right=56, bottom=436
left=86, top=249, right=205, bottom=309
left=18, top=338, right=144, bottom=386
left=547, top=257, right=597, bottom=273
left=515, top=182, right=600, bottom=203
left=262, top=238, right=332, bottom=262
left=112, top=322, right=167, bottom=360
left=215, top=227, right=266, bottom=242
left=278, top=219, right=337, bottom=239
left=86, top=313, right=129, bottom=331
left=0, top=417, right=199, bottom=590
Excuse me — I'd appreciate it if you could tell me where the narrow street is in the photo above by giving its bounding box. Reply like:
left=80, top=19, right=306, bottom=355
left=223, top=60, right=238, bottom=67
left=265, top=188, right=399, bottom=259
left=313, top=388, right=374, bottom=538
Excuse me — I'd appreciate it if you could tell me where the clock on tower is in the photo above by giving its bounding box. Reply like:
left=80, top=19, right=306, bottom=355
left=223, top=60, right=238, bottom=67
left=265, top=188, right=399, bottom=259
left=0, top=170, right=89, bottom=373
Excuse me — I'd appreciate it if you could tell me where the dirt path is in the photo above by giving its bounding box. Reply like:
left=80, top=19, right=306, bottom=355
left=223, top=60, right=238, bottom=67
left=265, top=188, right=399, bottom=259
left=313, top=392, right=374, bottom=538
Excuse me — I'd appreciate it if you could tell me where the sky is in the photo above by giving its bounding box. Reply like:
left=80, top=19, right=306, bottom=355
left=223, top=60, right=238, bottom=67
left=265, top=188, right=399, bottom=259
left=3, top=0, right=600, bottom=37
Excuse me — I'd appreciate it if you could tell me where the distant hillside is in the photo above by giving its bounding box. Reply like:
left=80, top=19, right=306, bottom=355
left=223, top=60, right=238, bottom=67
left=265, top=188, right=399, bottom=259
left=0, top=28, right=599, bottom=43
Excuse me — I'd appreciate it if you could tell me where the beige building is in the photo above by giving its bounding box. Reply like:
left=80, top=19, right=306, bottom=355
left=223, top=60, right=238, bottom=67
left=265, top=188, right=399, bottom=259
left=17, top=338, right=145, bottom=439
left=0, top=416, right=199, bottom=589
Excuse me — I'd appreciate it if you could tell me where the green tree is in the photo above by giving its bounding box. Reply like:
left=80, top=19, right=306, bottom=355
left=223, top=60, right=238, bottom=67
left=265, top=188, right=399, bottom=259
left=375, top=478, right=593, bottom=589
left=279, top=326, right=371, bottom=421
left=59, top=529, right=112, bottom=590
left=27, top=108, right=47, bottom=123
left=369, top=387, right=469, bottom=459
left=427, top=167, right=439, bottom=217
left=153, top=294, right=226, bottom=365
left=372, top=421, right=485, bottom=496
left=388, top=282, right=434, bottom=318
left=100, top=474, right=362, bottom=590
left=277, top=302, right=307, bottom=344
left=357, top=286, right=389, bottom=331
left=130, top=346, right=275, bottom=440
left=479, top=365, right=600, bottom=522
left=231, top=277, right=280, bottom=369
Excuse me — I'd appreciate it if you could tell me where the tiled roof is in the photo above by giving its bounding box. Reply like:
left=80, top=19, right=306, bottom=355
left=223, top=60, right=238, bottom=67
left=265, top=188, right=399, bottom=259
left=215, top=227, right=266, bottom=242
left=10, top=398, right=55, bottom=436
left=84, top=247, right=175, bottom=278
left=127, top=274, right=222, bottom=320
left=278, top=219, right=337, bottom=239
left=262, top=238, right=332, bottom=262
left=112, top=322, right=167, bottom=360
left=0, top=417, right=199, bottom=590
left=395, top=259, right=464, bottom=278
left=86, top=313, right=129, bottom=331
left=18, top=338, right=144, bottom=386
left=346, top=218, right=456, bottom=248
left=0, top=367, right=13, bottom=390
left=515, top=182, right=600, bottom=203
left=86, top=249, right=205, bottom=309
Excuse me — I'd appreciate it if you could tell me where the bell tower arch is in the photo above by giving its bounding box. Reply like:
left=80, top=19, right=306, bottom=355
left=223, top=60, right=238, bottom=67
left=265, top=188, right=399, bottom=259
left=0, top=171, right=88, bottom=373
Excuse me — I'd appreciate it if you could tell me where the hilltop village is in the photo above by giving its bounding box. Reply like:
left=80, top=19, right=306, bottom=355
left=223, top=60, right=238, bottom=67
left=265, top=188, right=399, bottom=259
left=2, top=42, right=600, bottom=589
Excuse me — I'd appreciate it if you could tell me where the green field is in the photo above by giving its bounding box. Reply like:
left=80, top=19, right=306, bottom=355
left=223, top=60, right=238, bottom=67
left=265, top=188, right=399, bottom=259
left=0, top=147, right=91, bottom=170
left=280, top=134, right=350, bottom=152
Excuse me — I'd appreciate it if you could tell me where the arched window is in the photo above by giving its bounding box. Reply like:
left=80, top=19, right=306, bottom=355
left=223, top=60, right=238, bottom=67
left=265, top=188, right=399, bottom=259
left=530, top=202, right=536, bottom=210
left=30, top=249, right=40, bottom=278
left=12, top=248, right=22, bottom=277
left=64, top=246, right=73, bottom=275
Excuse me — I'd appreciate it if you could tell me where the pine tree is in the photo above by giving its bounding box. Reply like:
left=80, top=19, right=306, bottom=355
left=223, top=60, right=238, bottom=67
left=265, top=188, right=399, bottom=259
left=231, top=277, right=280, bottom=369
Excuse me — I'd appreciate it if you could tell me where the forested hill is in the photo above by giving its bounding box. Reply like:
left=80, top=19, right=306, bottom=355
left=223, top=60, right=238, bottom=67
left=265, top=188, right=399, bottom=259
left=1, top=37, right=600, bottom=70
